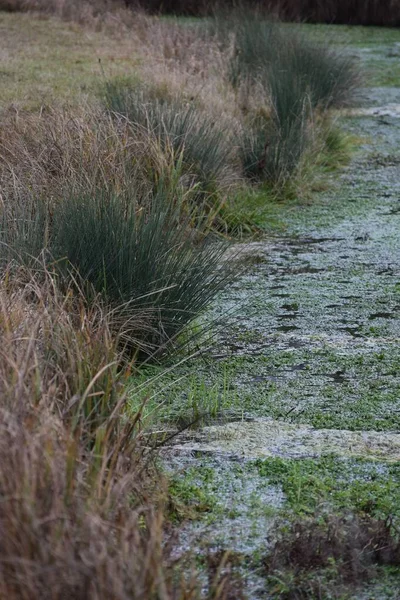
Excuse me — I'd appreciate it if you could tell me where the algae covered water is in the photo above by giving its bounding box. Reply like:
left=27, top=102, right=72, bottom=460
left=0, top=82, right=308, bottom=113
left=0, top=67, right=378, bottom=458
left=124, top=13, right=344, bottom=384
left=157, top=36, right=400, bottom=599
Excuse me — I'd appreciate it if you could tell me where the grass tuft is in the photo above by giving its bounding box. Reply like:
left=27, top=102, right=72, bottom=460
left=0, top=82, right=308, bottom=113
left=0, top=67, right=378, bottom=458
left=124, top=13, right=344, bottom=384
left=103, top=80, right=236, bottom=203
left=0, top=180, right=234, bottom=358
left=213, top=8, right=360, bottom=185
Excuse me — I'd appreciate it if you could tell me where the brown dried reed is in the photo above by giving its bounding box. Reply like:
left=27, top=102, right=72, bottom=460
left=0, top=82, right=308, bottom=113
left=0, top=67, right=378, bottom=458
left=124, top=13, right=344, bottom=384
left=0, top=264, right=237, bottom=599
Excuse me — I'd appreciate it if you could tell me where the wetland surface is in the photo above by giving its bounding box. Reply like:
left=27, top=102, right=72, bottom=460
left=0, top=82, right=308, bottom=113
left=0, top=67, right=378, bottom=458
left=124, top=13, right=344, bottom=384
left=151, top=32, right=400, bottom=599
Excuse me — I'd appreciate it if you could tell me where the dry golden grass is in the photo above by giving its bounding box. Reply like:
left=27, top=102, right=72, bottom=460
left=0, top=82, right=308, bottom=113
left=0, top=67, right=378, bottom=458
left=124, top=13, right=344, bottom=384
left=0, top=263, right=241, bottom=599
left=0, top=7, right=237, bottom=122
left=0, top=265, right=163, bottom=599
left=0, top=105, right=139, bottom=200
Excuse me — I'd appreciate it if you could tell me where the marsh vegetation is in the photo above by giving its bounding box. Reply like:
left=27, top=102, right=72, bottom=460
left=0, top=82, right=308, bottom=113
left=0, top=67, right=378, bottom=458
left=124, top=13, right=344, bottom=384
left=0, top=1, right=398, bottom=598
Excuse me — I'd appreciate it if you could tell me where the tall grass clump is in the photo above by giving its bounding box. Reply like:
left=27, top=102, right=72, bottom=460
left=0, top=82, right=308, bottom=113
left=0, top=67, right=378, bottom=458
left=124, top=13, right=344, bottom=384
left=239, top=87, right=311, bottom=184
left=0, top=288, right=162, bottom=599
left=0, top=104, right=237, bottom=357
left=0, top=412, right=171, bottom=600
left=220, top=9, right=359, bottom=110
left=0, top=180, right=233, bottom=358
left=52, top=186, right=233, bottom=354
left=102, top=81, right=235, bottom=203
left=214, top=8, right=359, bottom=185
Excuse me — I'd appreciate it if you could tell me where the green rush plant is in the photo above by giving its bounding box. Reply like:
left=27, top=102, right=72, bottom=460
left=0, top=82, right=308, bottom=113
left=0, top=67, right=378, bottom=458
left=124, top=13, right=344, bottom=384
left=102, top=80, right=234, bottom=199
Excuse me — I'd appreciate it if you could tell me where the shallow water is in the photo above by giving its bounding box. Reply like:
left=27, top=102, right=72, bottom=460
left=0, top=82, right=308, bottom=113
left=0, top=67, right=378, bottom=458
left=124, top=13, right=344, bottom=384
left=164, top=45, right=400, bottom=599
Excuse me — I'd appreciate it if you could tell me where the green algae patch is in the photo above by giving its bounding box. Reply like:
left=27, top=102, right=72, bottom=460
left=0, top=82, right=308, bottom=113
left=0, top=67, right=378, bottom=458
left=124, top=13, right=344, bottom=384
left=258, top=456, right=400, bottom=598
left=163, top=454, right=284, bottom=561
left=167, top=465, right=219, bottom=522
left=173, top=419, right=400, bottom=462
left=255, top=455, right=400, bottom=518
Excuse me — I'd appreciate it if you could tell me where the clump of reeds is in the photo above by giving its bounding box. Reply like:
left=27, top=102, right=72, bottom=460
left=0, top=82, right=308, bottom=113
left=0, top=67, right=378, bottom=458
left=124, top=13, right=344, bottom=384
left=212, top=8, right=359, bottom=186
left=102, top=80, right=236, bottom=202
left=0, top=189, right=233, bottom=358
left=0, top=106, right=235, bottom=358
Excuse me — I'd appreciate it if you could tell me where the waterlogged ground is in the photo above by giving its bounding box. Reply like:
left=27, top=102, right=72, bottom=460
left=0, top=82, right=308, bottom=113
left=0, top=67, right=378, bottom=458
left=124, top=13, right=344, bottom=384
left=135, top=29, right=400, bottom=599
left=202, top=114, right=400, bottom=434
